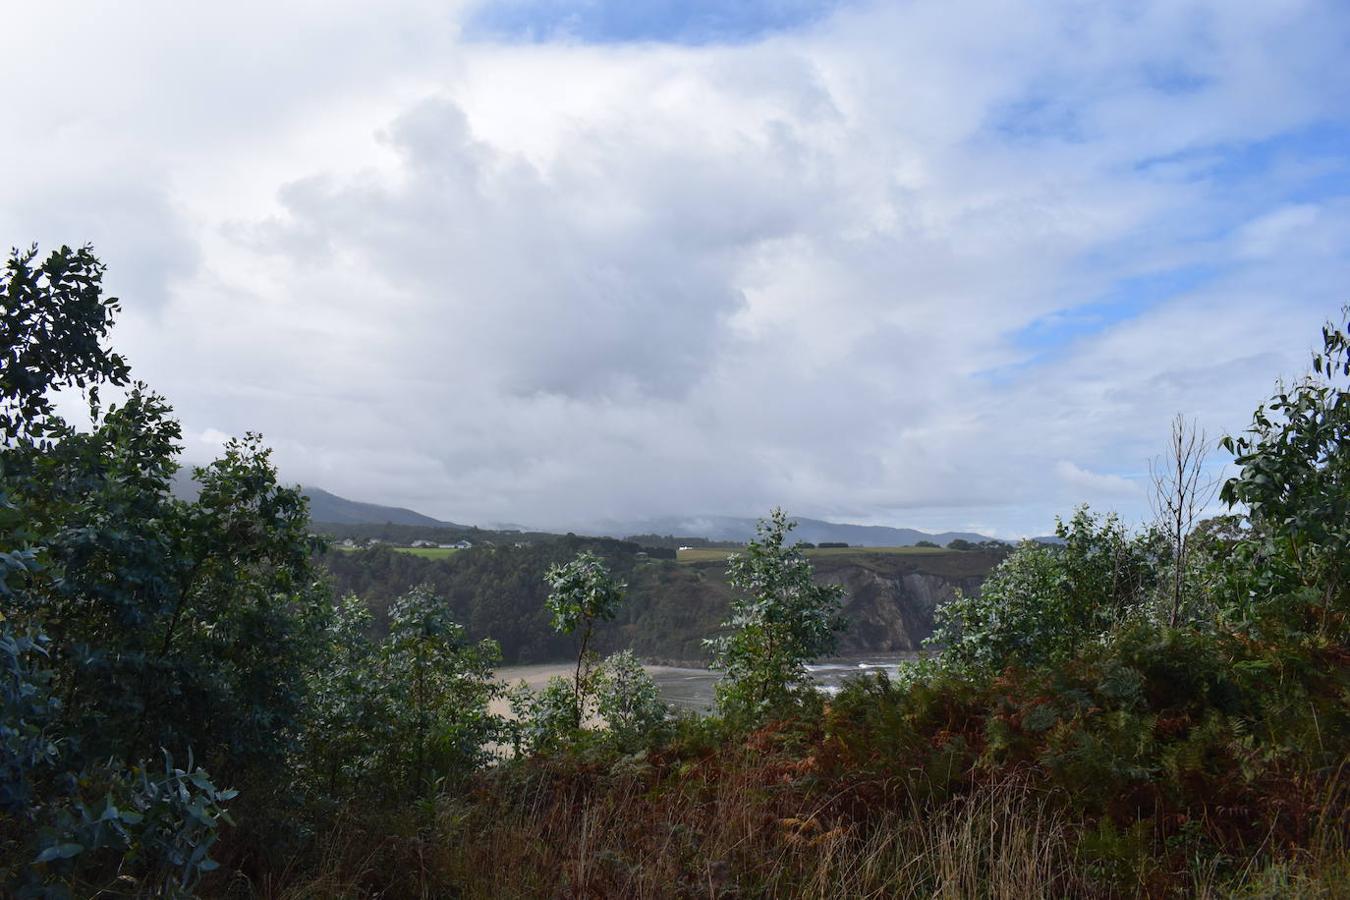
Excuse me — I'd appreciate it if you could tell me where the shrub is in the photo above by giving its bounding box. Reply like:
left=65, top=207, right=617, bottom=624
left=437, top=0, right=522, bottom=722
left=507, top=676, right=581, bottom=756
left=929, top=508, right=1164, bottom=676
left=595, top=650, right=668, bottom=751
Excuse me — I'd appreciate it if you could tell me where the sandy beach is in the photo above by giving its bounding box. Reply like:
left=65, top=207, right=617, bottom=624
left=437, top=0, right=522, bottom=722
left=491, top=654, right=919, bottom=719
left=491, top=662, right=721, bottom=719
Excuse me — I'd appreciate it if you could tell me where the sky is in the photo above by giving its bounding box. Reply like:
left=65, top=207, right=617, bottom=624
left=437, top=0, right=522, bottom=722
left=3, top=0, right=1348, bottom=537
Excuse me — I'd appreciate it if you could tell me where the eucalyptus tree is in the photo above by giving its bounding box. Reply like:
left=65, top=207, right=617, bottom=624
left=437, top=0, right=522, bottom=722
left=706, top=509, right=845, bottom=721
left=544, top=551, right=625, bottom=728
left=0, top=244, right=332, bottom=892
left=1218, top=308, right=1350, bottom=628
left=929, top=508, right=1164, bottom=676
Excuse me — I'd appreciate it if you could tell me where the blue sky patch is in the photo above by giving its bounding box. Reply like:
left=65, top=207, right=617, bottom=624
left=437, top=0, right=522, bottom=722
left=465, top=0, right=846, bottom=45
left=1017, top=264, right=1220, bottom=353
left=1135, top=121, right=1350, bottom=202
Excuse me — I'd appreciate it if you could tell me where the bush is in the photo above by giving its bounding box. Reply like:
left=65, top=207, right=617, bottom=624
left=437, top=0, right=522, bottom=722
left=595, top=651, right=669, bottom=751
left=508, top=676, right=581, bottom=756
left=302, top=587, right=502, bottom=802
left=929, top=508, right=1164, bottom=675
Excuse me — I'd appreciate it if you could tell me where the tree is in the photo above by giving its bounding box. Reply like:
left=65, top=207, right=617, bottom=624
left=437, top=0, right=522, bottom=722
left=1218, top=308, right=1350, bottom=625
left=1149, top=414, right=1217, bottom=626
left=930, top=508, right=1163, bottom=674
left=705, top=509, right=845, bottom=720
left=544, top=551, right=625, bottom=728
left=373, top=586, right=501, bottom=793
left=0, top=244, right=129, bottom=441
left=1, top=245, right=273, bottom=892
left=594, top=650, right=668, bottom=751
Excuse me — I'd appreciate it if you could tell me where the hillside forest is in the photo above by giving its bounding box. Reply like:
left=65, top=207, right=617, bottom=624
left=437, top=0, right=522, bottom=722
left=2, top=245, right=1348, bottom=897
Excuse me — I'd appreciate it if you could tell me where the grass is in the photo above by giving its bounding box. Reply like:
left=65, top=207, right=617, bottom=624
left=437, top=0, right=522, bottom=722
left=268, top=735, right=1350, bottom=899
left=395, top=547, right=460, bottom=559
left=427, top=765, right=1082, bottom=899
left=330, top=545, right=460, bottom=559
left=676, top=545, right=956, bottom=563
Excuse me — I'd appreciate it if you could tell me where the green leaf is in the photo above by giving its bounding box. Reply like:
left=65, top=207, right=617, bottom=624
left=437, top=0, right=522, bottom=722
left=34, top=842, right=84, bottom=863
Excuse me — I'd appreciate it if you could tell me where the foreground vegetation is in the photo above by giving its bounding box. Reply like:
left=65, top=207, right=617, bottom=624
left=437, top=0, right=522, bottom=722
left=2, top=246, right=1347, bottom=897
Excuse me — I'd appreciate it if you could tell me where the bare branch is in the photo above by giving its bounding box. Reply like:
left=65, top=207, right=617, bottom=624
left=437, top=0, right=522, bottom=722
left=1149, top=414, right=1219, bottom=626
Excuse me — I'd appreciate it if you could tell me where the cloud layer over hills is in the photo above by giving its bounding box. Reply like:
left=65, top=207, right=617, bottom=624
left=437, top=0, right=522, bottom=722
left=5, top=0, right=1349, bottom=536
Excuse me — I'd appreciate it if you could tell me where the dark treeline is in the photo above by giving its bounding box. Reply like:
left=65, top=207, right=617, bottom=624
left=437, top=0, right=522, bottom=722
left=322, top=539, right=733, bottom=664
left=321, top=540, right=1004, bottom=665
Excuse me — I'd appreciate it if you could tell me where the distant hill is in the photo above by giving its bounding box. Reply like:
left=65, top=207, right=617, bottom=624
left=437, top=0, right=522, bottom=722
left=602, top=515, right=997, bottom=548
left=170, top=472, right=1054, bottom=545
left=171, top=471, right=457, bottom=528
left=301, top=486, right=454, bottom=527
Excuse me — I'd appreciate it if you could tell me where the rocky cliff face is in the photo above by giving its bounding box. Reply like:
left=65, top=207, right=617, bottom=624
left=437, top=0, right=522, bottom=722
left=620, top=551, right=1003, bottom=664
left=811, top=553, right=996, bottom=653
left=324, top=544, right=1004, bottom=666
left=829, top=569, right=986, bottom=652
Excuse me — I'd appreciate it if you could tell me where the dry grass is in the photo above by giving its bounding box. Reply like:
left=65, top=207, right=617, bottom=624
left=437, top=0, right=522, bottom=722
left=422, top=762, right=1085, bottom=899
left=240, top=720, right=1350, bottom=899
left=254, top=752, right=1350, bottom=900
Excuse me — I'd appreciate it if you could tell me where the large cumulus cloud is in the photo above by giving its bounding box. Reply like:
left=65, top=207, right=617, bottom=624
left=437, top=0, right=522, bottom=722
left=3, top=0, right=1348, bottom=535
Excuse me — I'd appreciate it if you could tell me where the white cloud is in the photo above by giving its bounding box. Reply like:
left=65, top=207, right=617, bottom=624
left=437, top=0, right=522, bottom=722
left=3, top=0, right=1347, bottom=535
left=1054, top=461, right=1139, bottom=498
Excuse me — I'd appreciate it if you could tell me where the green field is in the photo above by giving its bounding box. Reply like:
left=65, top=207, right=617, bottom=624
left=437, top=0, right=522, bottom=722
left=332, top=545, right=460, bottom=559
left=675, top=545, right=955, bottom=563
left=396, top=546, right=460, bottom=559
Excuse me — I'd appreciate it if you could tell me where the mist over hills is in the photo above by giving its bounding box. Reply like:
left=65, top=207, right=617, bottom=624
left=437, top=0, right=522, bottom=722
left=601, top=515, right=995, bottom=547
left=171, top=473, right=1045, bottom=545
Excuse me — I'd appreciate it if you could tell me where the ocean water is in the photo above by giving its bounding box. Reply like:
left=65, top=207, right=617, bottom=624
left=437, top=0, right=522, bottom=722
left=650, top=652, right=921, bottom=712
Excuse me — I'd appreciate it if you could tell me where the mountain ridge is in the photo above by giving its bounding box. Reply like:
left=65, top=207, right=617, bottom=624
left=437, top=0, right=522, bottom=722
left=174, top=472, right=1043, bottom=545
left=602, top=514, right=995, bottom=547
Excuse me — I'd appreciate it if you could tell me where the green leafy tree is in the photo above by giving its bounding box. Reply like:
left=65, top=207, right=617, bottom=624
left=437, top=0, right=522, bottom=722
left=930, top=508, right=1164, bottom=675
left=299, top=587, right=502, bottom=802
left=371, top=586, right=502, bottom=794
left=1, top=245, right=286, bottom=893
left=594, top=650, right=668, bottom=751
left=706, top=509, right=844, bottom=720
left=506, top=676, right=578, bottom=756
left=544, top=551, right=625, bottom=728
left=297, top=594, right=381, bottom=799
left=0, top=244, right=129, bottom=442
left=1217, top=308, right=1350, bottom=629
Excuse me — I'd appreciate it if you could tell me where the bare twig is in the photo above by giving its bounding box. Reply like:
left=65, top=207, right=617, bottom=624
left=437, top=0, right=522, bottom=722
left=1149, top=414, right=1219, bottom=626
